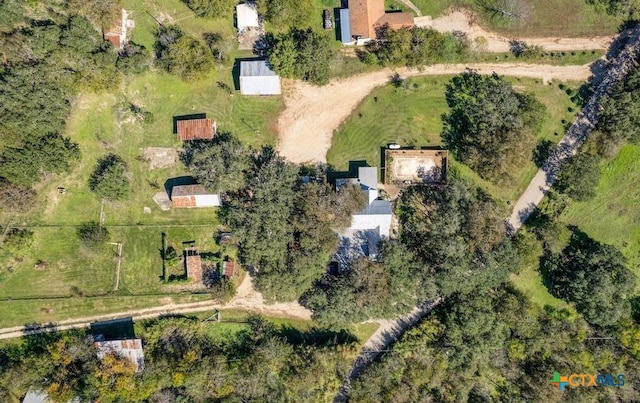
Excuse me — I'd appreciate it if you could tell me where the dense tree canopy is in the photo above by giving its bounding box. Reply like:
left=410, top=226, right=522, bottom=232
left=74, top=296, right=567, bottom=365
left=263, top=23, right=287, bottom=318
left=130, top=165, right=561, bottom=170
left=155, top=25, right=213, bottom=80
left=554, top=153, right=600, bottom=201
left=598, top=63, right=640, bottom=146
left=442, top=71, right=545, bottom=182
left=398, top=178, right=519, bottom=296
left=304, top=241, right=436, bottom=327
left=0, top=133, right=80, bottom=186
left=350, top=286, right=640, bottom=402
left=364, top=27, right=468, bottom=67
left=544, top=229, right=636, bottom=326
left=223, top=146, right=298, bottom=271
left=0, top=316, right=356, bottom=401
left=267, top=28, right=334, bottom=85
left=182, top=134, right=251, bottom=194
left=88, top=154, right=130, bottom=201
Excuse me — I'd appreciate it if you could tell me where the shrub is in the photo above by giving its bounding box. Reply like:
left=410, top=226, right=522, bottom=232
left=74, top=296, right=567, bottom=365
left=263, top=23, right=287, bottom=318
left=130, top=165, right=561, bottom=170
left=77, top=222, right=109, bottom=248
left=89, top=154, right=130, bottom=201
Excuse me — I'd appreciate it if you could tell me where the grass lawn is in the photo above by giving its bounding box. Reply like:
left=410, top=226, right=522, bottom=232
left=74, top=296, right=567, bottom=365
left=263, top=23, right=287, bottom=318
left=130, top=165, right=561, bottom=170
left=559, top=144, right=640, bottom=290
left=0, top=294, right=211, bottom=328
left=327, top=75, right=581, bottom=203
left=509, top=232, right=570, bottom=311
left=190, top=308, right=379, bottom=346
left=488, top=0, right=622, bottom=37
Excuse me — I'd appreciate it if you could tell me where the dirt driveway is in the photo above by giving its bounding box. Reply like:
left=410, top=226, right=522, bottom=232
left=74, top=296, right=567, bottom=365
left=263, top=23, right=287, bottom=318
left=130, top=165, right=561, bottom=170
left=277, top=63, right=593, bottom=164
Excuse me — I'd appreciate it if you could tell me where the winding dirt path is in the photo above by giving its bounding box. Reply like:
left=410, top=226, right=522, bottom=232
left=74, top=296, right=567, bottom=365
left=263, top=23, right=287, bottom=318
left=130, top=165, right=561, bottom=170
left=0, top=275, right=311, bottom=340
left=334, top=298, right=442, bottom=402
left=277, top=63, right=593, bottom=164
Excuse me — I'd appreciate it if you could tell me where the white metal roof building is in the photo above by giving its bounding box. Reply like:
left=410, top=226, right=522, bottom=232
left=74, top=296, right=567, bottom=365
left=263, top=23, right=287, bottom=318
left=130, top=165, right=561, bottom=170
left=236, top=3, right=259, bottom=33
left=239, top=60, right=281, bottom=95
left=334, top=166, right=392, bottom=267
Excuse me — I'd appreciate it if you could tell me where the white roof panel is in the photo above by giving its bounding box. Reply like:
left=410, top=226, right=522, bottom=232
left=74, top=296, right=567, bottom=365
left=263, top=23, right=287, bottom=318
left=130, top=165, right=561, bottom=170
left=236, top=3, right=259, bottom=32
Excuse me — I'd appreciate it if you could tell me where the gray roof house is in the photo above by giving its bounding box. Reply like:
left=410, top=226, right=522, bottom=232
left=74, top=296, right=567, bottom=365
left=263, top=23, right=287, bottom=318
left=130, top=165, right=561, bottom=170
left=239, top=60, right=282, bottom=95
left=334, top=167, right=392, bottom=268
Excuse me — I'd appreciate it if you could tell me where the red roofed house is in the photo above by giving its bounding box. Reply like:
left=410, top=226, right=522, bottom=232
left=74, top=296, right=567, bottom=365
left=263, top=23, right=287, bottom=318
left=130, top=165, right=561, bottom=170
left=104, top=9, right=133, bottom=51
left=177, top=118, right=217, bottom=141
left=339, top=0, right=414, bottom=45
left=185, top=248, right=202, bottom=282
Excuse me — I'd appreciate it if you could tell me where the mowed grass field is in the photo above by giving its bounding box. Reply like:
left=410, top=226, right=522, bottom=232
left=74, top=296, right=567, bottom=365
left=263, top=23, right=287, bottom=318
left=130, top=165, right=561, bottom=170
left=327, top=75, right=581, bottom=203
left=559, top=144, right=640, bottom=289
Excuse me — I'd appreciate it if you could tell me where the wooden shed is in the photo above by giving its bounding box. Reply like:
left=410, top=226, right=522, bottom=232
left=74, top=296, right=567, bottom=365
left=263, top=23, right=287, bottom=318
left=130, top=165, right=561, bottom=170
left=177, top=118, right=217, bottom=141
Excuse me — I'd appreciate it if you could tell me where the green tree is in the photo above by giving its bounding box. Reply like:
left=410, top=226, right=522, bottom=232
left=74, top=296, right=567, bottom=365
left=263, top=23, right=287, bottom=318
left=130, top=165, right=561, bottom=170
left=116, top=42, right=151, bottom=75
left=398, top=178, right=518, bottom=296
left=182, top=0, right=237, bottom=18
left=223, top=146, right=298, bottom=273
left=88, top=154, right=130, bottom=201
left=544, top=229, right=636, bottom=326
left=256, top=0, right=314, bottom=29
left=441, top=70, right=544, bottom=182
left=266, top=28, right=334, bottom=85
left=554, top=153, right=600, bottom=201
left=598, top=66, right=640, bottom=146
left=155, top=25, right=213, bottom=80
left=182, top=134, right=250, bottom=194
left=266, top=34, right=297, bottom=78
left=1, top=227, right=34, bottom=256
left=365, top=27, right=467, bottom=67
left=77, top=222, right=110, bottom=248
left=587, top=0, right=640, bottom=19
left=0, top=133, right=80, bottom=186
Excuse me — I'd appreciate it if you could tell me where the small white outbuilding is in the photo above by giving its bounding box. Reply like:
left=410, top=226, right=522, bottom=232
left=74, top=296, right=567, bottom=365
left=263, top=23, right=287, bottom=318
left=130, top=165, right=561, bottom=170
left=239, top=60, right=281, bottom=96
left=236, top=3, right=259, bottom=33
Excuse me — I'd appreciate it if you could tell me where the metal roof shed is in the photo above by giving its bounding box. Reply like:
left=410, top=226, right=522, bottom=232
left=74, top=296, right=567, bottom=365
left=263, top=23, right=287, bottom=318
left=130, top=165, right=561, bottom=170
left=236, top=3, right=259, bottom=33
left=339, top=8, right=352, bottom=44
left=240, top=60, right=281, bottom=95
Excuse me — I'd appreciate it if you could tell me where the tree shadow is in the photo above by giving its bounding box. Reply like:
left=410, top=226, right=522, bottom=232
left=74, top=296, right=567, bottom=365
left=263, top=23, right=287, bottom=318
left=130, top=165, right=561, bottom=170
left=21, top=323, right=61, bottom=352
left=532, top=140, right=555, bottom=168
left=630, top=295, right=640, bottom=322
left=327, top=160, right=369, bottom=185
left=163, top=176, right=198, bottom=199
left=90, top=317, right=135, bottom=340
left=275, top=325, right=357, bottom=346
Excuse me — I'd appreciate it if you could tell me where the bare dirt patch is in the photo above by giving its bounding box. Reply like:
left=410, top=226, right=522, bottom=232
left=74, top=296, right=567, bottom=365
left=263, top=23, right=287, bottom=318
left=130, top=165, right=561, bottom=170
left=153, top=191, right=171, bottom=211
left=142, top=147, right=178, bottom=169
left=386, top=148, right=447, bottom=184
